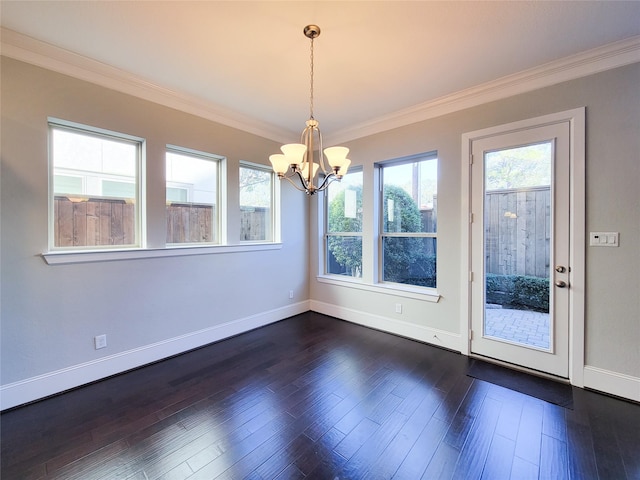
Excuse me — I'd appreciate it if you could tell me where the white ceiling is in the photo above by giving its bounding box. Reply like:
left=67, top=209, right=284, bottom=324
left=2, top=1, right=640, bottom=144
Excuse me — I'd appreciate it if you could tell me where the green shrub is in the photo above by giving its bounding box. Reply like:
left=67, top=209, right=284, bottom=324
left=327, top=187, right=363, bottom=276
left=328, top=184, right=427, bottom=283
left=485, top=273, right=549, bottom=312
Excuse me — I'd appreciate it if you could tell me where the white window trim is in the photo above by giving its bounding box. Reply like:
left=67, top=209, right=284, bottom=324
left=323, top=166, right=364, bottom=278
left=166, top=144, right=225, bottom=246
left=316, top=274, right=440, bottom=302
left=239, top=161, right=280, bottom=243
left=42, top=243, right=282, bottom=265
left=318, top=164, right=440, bottom=302
left=48, top=117, right=145, bottom=251
left=376, top=151, right=438, bottom=290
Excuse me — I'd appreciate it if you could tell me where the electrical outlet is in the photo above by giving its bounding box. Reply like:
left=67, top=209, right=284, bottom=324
left=94, top=334, right=107, bottom=350
left=289, top=290, right=294, bottom=299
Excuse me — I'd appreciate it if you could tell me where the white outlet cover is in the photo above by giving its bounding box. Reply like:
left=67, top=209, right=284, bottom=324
left=94, top=334, right=107, bottom=349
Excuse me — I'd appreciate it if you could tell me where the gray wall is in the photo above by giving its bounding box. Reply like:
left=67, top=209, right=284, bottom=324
left=311, top=63, right=640, bottom=381
left=2, top=57, right=639, bottom=406
left=1, top=58, right=310, bottom=402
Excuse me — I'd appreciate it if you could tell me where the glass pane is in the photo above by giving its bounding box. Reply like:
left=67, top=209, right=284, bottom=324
left=382, top=159, right=437, bottom=233
left=326, top=236, right=363, bottom=277
left=325, top=170, right=363, bottom=277
left=51, top=127, right=138, bottom=248
left=382, top=237, right=437, bottom=287
left=327, top=170, right=362, bottom=233
left=240, top=166, right=272, bottom=241
left=483, top=142, right=551, bottom=349
left=102, top=180, right=135, bottom=198
left=53, top=174, right=82, bottom=195
left=166, top=151, right=218, bottom=244
left=166, top=187, right=188, bottom=203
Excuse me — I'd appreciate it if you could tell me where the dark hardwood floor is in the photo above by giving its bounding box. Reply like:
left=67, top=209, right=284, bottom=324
left=2, top=312, right=639, bottom=479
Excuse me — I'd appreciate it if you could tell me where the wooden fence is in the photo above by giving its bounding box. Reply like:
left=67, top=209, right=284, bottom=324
left=166, top=203, right=215, bottom=243
left=240, top=207, right=269, bottom=241
left=55, top=190, right=547, bottom=271
left=54, top=196, right=268, bottom=246
left=54, top=196, right=135, bottom=247
left=484, top=186, right=550, bottom=278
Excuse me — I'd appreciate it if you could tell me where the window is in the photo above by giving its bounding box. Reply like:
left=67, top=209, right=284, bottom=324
left=49, top=121, right=142, bottom=249
left=239, top=162, right=277, bottom=242
left=325, top=168, right=363, bottom=277
left=166, top=147, right=222, bottom=245
left=378, top=153, right=437, bottom=288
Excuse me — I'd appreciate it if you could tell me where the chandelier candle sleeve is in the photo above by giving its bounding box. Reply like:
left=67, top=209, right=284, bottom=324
left=268, top=24, right=351, bottom=195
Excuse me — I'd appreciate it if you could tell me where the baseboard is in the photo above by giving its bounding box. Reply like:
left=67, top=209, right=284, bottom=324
left=583, top=365, right=640, bottom=402
left=6, top=304, right=636, bottom=410
left=1, top=302, right=310, bottom=411
left=310, top=300, right=461, bottom=352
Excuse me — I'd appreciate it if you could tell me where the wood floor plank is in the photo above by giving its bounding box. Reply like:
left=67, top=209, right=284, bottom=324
left=480, top=434, right=515, bottom=480
left=443, top=379, right=491, bottom=450
left=293, top=428, right=345, bottom=476
left=420, top=439, right=460, bottom=480
left=338, top=410, right=409, bottom=480
left=539, top=434, right=569, bottom=480
left=333, top=417, right=380, bottom=460
left=491, top=387, right=525, bottom=441
left=2, top=312, right=639, bottom=480
left=510, top=456, right=540, bottom=480
left=187, top=411, right=296, bottom=478
left=450, top=396, right=502, bottom=479
left=565, top=410, right=598, bottom=480
left=542, top=401, right=568, bottom=441
left=366, top=389, right=443, bottom=479
left=392, top=416, right=449, bottom=480
left=513, top=397, right=544, bottom=466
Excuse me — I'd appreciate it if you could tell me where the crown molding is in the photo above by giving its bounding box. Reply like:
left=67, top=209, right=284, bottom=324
left=2, top=28, right=638, bottom=146
left=0, top=27, right=293, bottom=144
left=326, top=35, right=640, bottom=145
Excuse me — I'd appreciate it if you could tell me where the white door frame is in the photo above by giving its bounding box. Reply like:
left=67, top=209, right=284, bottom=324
left=460, top=108, right=585, bottom=387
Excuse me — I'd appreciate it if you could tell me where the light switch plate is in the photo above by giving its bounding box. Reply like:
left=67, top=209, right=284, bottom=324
left=590, top=232, right=619, bottom=247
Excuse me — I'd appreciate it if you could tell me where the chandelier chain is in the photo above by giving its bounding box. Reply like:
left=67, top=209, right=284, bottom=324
left=309, top=37, right=315, bottom=120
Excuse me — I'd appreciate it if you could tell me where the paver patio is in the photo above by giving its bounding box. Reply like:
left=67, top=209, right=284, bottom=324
left=484, top=305, right=550, bottom=349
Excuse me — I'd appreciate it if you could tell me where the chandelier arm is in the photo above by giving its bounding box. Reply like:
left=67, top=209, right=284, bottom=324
left=282, top=173, right=310, bottom=193
left=314, top=125, right=332, bottom=176
left=315, top=172, right=339, bottom=192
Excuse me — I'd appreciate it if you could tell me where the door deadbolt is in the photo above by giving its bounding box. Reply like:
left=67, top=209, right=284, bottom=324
left=555, top=266, right=566, bottom=273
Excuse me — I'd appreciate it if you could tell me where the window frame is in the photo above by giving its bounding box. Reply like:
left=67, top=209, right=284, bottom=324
left=48, top=118, right=145, bottom=252
left=43, top=120, right=282, bottom=265
left=165, top=144, right=225, bottom=246
left=376, top=152, right=438, bottom=290
left=239, top=161, right=280, bottom=243
left=323, top=166, right=364, bottom=279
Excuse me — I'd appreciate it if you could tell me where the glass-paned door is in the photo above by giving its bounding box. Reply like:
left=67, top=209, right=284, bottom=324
left=471, top=122, right=570, bottom=378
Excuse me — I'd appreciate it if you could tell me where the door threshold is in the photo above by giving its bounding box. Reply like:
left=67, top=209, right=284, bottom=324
left=469, top=353, right=570, bottom=384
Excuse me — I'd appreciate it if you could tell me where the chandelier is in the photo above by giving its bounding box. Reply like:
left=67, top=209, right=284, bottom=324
left=269, top=25, right=351, bottom=195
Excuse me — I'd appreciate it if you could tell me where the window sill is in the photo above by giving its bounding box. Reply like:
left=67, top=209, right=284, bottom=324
left=42, top=243, right=283, bottom=265
left=316, top=275, right=441, bottom=303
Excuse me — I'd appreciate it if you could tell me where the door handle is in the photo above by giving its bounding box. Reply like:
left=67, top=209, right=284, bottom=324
left=555, top=265, right=566, bottom=273
left=555, top=280, right=567, bottom=288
